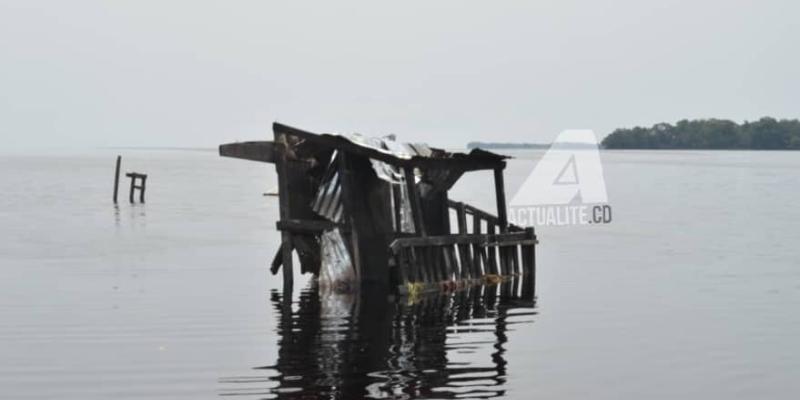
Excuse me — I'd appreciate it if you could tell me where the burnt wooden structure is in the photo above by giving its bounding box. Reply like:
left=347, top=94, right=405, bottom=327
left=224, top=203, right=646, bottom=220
left=220, top=122, right=536, bottom=294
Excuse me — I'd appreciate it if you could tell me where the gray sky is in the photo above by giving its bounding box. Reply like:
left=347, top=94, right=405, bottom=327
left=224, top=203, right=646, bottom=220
left=1, top=0, right=798, bottom=151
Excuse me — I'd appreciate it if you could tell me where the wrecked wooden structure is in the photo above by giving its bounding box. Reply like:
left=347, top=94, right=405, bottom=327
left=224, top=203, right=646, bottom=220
left=219, top=122, right=536, bottom=295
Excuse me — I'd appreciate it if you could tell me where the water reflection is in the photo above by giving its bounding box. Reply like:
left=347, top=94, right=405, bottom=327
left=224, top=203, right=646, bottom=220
left=220, top=280, right=536, bottom=399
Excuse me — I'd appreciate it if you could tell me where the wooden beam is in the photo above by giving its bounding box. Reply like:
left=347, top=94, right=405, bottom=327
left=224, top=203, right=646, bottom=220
left=389, top=231, right=533, bottom=252
left=276, top=219, right=341, bottom=233
left=219, top=141, right=276, bottom=163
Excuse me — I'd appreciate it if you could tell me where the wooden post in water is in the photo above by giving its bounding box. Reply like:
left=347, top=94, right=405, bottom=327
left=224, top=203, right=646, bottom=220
left=275, top=139, right=294, bottom=292
left=493, top=166, right=509, bottom=276
left=139, top=175, right=147, bottom=203
left=113, top=156, right=121, bottom=204
left=521, top=227, right=536, bottom=300
left=493, top=166, right=508, bottom=232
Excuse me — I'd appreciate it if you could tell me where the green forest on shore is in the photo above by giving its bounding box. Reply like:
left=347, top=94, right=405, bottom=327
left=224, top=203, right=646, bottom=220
left=601, top=117, right=800, bottom=150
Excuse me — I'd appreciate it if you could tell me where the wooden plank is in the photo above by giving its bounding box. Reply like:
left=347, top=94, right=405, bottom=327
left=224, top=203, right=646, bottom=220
left=128, top=175, right=135, bottom=204
left=493, top=167, right=508, bottom=232
left=449, top=200, right=498, bottom=225
left=219, top=141, right=276, bottom=163
left=510, top=245, right=520, bottom=274
left=472, top=214, right=484, bottom=277
left=337, top=152, right=361, bottom=282
left=455, top=203, right=474, bottom=278
left=113, top=156, right=121, bottom=204
left=404, top=167, right=427, bottom=237
left=391, top=184, right=402, bottom=232
left=425, top=246, right=438, bottom=283
left=389, top=231, right=530, bottom=251
left=442, top=245, right=455, bottom=281
left=487, top=224, right=498, bottom=275
left=447, top=199, right=526, bottom=232
left=276, top=219, right=340, bottom=233
left=521, top=227, right=536, bottom=300
left=395, top=250, right=408, bottom=287
left=402, top=247, right=422, bottom=282
left=139, top=176, right=146, bottom=203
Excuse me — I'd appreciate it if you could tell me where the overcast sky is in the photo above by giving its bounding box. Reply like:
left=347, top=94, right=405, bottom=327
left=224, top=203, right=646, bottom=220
left=1, top=0, right=798, bottom=151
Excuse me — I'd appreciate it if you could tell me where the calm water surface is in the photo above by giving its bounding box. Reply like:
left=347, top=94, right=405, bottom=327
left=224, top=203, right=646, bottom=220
left=1, top=149, right=798, bottom=399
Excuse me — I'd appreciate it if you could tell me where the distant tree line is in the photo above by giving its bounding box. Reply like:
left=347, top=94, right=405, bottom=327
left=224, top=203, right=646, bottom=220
left=601, top=117, right=800, bottom=150
left=467, top=142, right=550, bottom=150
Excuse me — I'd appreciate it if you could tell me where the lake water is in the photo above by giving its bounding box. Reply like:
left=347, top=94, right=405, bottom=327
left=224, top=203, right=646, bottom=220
left=1, top=149, right=798, bottom=399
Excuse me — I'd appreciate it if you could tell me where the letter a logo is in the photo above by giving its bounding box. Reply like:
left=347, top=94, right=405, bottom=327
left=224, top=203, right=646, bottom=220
left=510, top=130, right=608, bottom=206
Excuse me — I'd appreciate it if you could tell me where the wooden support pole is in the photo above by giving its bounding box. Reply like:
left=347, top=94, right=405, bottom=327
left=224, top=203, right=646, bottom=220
left=396, top=251, right=408, bottom=287
left=521, top=227, right=536, bottom=300
left=275, top=138, right=294, bottom=291
left=472, top=214, right=483, bottom=277
left=391, top=184, right=402, bottom=232
left=338, top=152, right=361, bottom=283
left=139, top=175, right=147, bottom=203
left=455, top=203, right=473, bottom=278
left=280, top=232, right=294, bottom=291
left=493, top=166, right=508, bottom=232
left=487, top=224, right=498, bottom=275
left=494, top=166, right=511, bottom=277
left=442, top=245, right=454, bottom=281
left=113, top=156, right=121, bottom=204
left=128, top=175, right=136, bottom=204
left=404, top=167, right=426, bottom=237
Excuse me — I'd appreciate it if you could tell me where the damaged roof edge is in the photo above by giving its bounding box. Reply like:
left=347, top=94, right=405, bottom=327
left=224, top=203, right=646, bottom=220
left=273, top=122, right=510, bottom=172
left=219, top=122, right=510, bottom=171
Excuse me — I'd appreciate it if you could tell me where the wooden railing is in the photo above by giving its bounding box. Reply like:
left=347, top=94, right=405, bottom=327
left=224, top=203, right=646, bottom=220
left=390, top=200, right=536, bottom=294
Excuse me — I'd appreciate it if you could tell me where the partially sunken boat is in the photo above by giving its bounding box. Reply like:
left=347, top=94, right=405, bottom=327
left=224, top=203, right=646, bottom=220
left=220, top=122, right=537, bottom=296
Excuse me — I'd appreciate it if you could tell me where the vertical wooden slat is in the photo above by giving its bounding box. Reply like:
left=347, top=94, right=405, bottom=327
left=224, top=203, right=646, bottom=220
left=493, top=166, right=510, bottom=279
left=442, top=245, right=454, bottom=281
left=391, top=184, right=403, bottom=233
left=472, top=214, right=484, bottom=277
left=521, top=227, right=536, bottom=300
left=414, top=246, right=429, bottom=284
left=430, top=246, right=443, bottom=283
left=487, top=224, right=498, bottom=275
left=403, top=167, right=426, bottom=237
left=139, top=176, right=146, bottom=203
left=128, top=175, right=135, bottom=204
left=423, top=246, right=435, bottom=283
left=493, top=166, right=508, bottom=232
left=396, top=249, right=408, bottom=288
left=113, top=156, right=121, bottom=204
left=455, top=203, right=473, bottom=279
left=275, top=139, right=294, bottom=290
left=510, top=245, right=520, bottom=275
left=404, top=247, right=417, bottom=283
left=337, top=152, right=361, bottom=282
